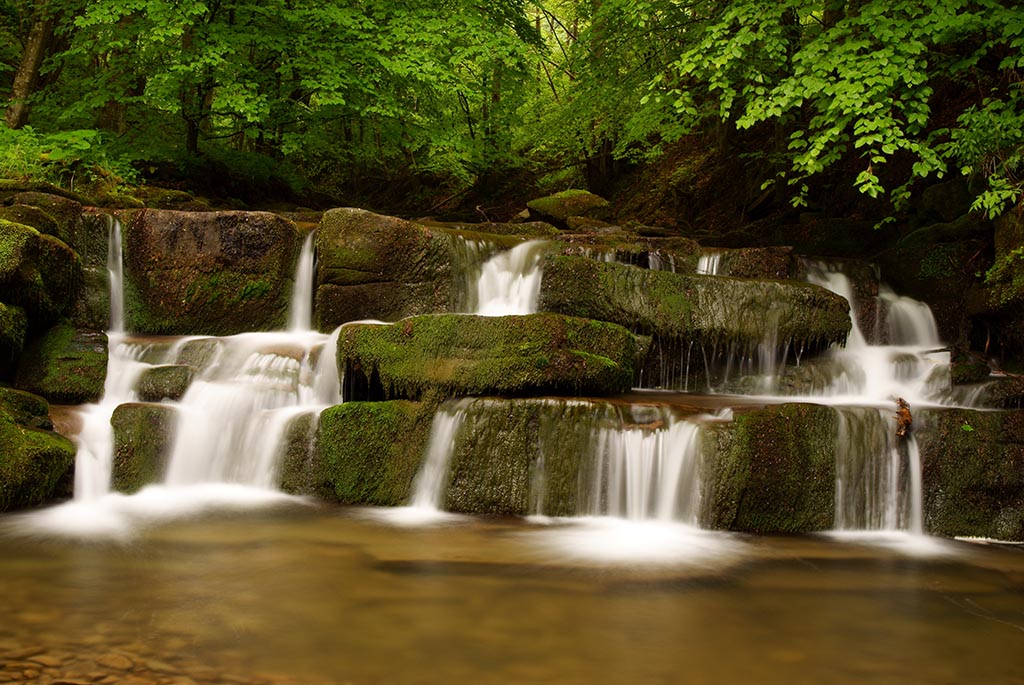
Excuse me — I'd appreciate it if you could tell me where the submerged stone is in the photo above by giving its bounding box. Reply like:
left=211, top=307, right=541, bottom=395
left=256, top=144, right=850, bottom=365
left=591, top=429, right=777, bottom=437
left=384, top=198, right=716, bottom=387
left=121, top=209, right=300, bottom=335
left=110, top=402, right=177, bottom=493
left=338, top=313, right=643, bottom=401
left=13, top=321, right=108, bottom=404
left=539, top=255, right=851, bottom=353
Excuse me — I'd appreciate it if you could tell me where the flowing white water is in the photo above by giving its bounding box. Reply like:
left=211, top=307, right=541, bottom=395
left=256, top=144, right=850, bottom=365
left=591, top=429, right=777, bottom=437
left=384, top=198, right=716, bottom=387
left=473, top=240, right=548, bottom=316
left=696, top=250, right=724, bottom=275
left=584, top=414, right=703, bottom=523
left=288, top=232, right=316, bottom=332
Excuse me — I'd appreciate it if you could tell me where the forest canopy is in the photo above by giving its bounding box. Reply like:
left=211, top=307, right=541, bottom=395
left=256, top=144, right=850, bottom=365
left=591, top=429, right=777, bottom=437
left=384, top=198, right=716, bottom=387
left=2, top=0, right=1022, bottom=218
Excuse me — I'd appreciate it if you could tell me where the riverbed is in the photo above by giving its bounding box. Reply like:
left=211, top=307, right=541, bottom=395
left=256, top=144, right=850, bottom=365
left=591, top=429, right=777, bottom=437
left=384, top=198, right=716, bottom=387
left=1, top=499, right=1022, bottom=685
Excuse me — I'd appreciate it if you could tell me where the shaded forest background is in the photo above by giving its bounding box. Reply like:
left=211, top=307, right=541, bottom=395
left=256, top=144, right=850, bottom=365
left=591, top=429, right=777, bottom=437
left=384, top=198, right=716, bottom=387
left=2, top=0, right=1022, bottom=229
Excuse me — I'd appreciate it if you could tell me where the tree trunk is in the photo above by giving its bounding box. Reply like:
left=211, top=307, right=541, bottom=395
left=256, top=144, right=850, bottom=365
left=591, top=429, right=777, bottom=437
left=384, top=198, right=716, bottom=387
left=5, top=4, right=56, bottom=129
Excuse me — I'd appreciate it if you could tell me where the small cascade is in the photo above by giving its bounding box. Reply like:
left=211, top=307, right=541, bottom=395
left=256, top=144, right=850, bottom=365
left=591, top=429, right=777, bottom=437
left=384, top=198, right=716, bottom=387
left=833, top=408, right=923, bottom=533
left=696, top=250, right=724, bottom=276
left=106, top=216, right=125, bottom=333
left=408, top=405, right=467, bottom=510
left=648, top=250, right=677, bottom=272
left=288, top=232, right=316, bottom=332
left=473, top=240, right=549, bottom=316
left=582, top=412, right=702, bottom=522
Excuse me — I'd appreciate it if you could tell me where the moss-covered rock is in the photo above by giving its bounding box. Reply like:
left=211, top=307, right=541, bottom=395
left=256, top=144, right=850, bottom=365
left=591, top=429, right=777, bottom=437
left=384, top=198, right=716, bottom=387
left=700, top=403, right=837, bottom=533
left=315, top=208, right=457, bottom=328
left=539, top=255, right=850, bottom=353
left=417, top=219, right=560, bottom=238
left=7, top=191, right=83, bottom=246
left=0, top=390, right=75, bottom=511
left=526, top=189, right=612, bottom=225
left=0, top=179, right=90, bottom=204
left=0, top=204, right=59, bottom=237
left=277, top=412, right=327, bottom=497
left=314, top=401, right=433, bottom=505
left=121, top=209, right=300, bottom=335
left=0, top=302, right=28, bottom=375
left=719, top=247, right=806, bottom=280
left=917, top=408, right=1024, bottom=540
left=0, top=219, right=82, bottom=328
left=13, top=321, right=107, bottom=404
left=443, top=398, right=610, bottom=516
left=339, top=313, right=643, bottom=401
left=110, top=402, right=177, bottom=493
left=136, top=365, right=196, bottom=402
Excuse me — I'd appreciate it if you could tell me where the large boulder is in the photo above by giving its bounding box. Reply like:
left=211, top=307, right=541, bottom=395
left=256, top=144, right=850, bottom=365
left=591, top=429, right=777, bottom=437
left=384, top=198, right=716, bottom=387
left=0, top=387, right=75, bottom=511
left=917, top=408, right=1024, bottom=540
left=539, top=256, right=851, bottom=352
left=110, top=402, right=177, bottom=493
left=0, top=219, right=82, bottom=328
left=312, top=401, right=432, bottom=505
left=13, top=321, right=108, bottom=404
left=315, top=208, right=458, bottom=328
left=526, top=189, right=612, bottom=226
left=6, top=191, right=83, bottom=247
left=338, top=313, right=644, bottom=401
left=700, top=403, right=837, bottom=533
left=121, top=209, right=300, bottom=335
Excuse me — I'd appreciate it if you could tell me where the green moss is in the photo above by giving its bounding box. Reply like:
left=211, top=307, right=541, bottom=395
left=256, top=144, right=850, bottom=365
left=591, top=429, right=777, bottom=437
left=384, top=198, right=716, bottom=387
left=918, top=408, right=1024, bottom=540
left=316, top=401, right=433, bottom=505
left=0, top=179, right=91, bottom=204
left=339, top=313, right=640, bottom=401
left=0, top=302, right=28, bottom=370
left=0, top=386, right=52, bottom=430
left=0, top=219, right=82, bottom=326
left=701, top=403, right=837, bottom=533
left=7, top=191, right=83, bottom=247
left=0, top=396, right=75, bottom=511
left=527, top=189, right=612, bottom=223
left=0, top=204, right=59, bottom=237
left=13, top=321, right=108, bottom=404
left=110, top=403, right=177, bottom=493
left=539, top=255, right=851, bottom=353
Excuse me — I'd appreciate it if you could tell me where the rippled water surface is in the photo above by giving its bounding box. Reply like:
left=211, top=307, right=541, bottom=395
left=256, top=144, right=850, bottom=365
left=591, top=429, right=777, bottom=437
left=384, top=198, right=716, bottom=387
left=1, top=502, right=1023, bottom=685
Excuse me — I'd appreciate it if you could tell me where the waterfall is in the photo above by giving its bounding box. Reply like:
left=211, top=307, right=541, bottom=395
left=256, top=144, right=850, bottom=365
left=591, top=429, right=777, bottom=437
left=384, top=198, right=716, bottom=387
left=107, top=216, right=125, bottom=334
left=833, top=408, right=923, bottom=533
left=473, top=240, right=548, bottom=316
left=696, top=250, right=724, bottom=275
left=288, top=232, right=316, bottom=332
left=583, top=413, right=702, bottom=522
left=408, top=406, right=467, bottom=510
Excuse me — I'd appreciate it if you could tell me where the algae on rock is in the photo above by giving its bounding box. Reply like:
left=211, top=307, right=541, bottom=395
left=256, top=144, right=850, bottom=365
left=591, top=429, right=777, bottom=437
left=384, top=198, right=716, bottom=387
left=338, top=313, right=643, bottom=401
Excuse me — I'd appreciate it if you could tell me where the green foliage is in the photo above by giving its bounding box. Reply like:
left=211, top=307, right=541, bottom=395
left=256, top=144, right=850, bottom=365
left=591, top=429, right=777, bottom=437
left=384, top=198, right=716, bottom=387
left=0, top=125, right=137, bottom=193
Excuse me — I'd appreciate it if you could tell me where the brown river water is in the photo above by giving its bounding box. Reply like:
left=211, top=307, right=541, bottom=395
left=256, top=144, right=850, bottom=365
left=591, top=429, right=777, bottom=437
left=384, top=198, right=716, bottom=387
left=1, top=501, right=1022, bottom=685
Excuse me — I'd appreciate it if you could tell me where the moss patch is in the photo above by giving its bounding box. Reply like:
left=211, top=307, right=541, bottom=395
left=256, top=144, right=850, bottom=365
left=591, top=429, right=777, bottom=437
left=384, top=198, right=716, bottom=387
left=0, top=302, right=28, bottom=374
left=14, top=321, right=108, bottom=404
left=315, top=401, right=433, bottom=505
left=0, top=218, right=82, bottom=328
left=0, top=390, right=75, bottom=511
left=527, top=189, right=612, bottom=225
left=339, top=313, right=640, bottom=401
left=701, top=403, right=837, bottom=533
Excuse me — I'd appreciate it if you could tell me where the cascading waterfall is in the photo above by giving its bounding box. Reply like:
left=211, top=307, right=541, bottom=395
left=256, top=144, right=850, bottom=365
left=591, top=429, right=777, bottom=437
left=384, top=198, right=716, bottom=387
left=68, top=227, right=339, bottom=515
left=696, top=250, right=724, bottom=275
left=408, top=406, right=468, bottom=510
left=288, top=232, right=316, bottom=332
left=582, top=411, right=702, bottom=523
left=472, top=240, right=548, bottom=316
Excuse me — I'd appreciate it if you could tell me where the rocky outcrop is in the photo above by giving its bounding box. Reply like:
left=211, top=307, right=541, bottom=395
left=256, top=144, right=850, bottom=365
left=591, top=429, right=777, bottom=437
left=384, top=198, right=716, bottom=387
left=121, top=209, right=300, bottom=335
left=110, top=402, right=177, bottom=493
left=0, top=387, right=75, bottom=511
left=13, top=321, right=107, bottom=404
left=338, top=313, right=644, bottom=401
left=539, top=255, right=850, bottom=352
left=0, top=219, right=82, bottom=329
